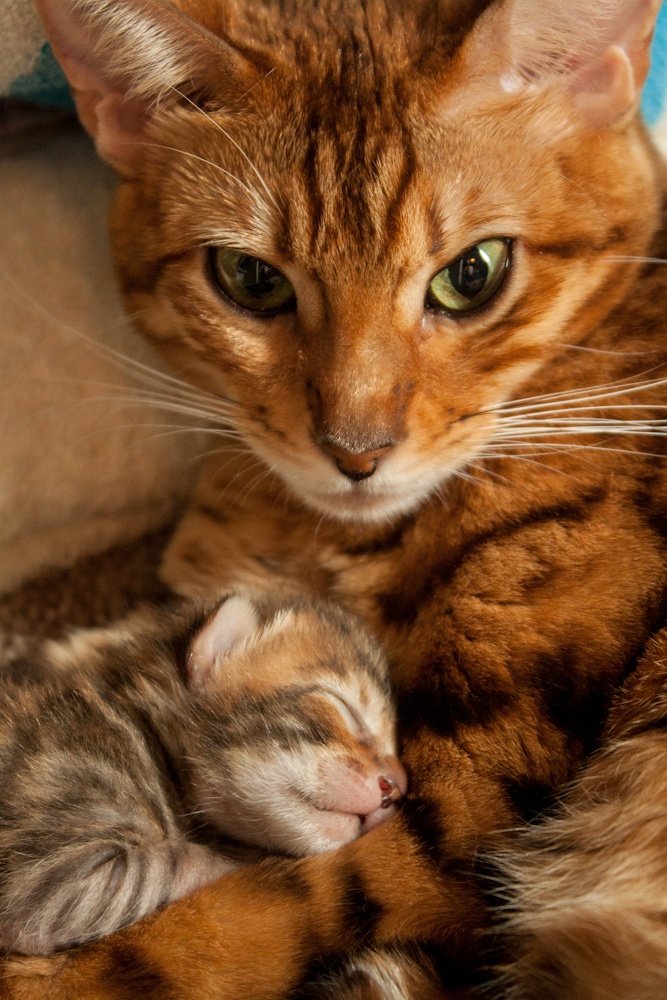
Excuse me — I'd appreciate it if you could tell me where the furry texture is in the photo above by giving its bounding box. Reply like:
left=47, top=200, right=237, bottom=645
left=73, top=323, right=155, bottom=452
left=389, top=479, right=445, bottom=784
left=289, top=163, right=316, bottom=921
left=495, top=629, right=667, bottom=1000
left=6, top=0, right=667, bottom=996
left=0, top=597, right=402, bottom=955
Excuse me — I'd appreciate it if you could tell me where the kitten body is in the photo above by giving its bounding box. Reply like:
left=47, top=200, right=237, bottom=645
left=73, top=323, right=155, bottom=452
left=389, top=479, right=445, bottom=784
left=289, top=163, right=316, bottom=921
left=0, top=598, right=403, bottom=955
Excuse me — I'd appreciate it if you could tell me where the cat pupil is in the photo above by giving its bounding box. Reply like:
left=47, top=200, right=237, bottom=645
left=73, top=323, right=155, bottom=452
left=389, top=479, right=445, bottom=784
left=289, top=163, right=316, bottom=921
left=236, top=256, right=282, bottom=299
left=450, top=248, right=489, bottom=299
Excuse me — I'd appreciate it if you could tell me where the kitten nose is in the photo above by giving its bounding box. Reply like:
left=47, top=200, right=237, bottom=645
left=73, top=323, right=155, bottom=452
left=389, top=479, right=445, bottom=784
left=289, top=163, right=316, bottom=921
left=379, top=776, right=402, bottom=809
left=321, top=442, right=394, bottom=481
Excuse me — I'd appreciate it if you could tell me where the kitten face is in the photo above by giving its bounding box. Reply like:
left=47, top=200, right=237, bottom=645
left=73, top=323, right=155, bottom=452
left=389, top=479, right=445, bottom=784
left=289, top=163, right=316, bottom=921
left=187, top=600, right=406, bottom=854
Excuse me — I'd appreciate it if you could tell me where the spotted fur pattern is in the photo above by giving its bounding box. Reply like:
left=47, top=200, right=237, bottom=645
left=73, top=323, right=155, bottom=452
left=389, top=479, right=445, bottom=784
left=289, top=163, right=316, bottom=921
left=494, top=629, right=667, bottom=1000
left=8, top=0, right=667, bottom=996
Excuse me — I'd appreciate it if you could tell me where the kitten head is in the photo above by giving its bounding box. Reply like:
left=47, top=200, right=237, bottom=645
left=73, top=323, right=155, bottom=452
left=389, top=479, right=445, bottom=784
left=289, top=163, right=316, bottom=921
left=38, top=0, right=663, bottom=523
left=185, top=595, right=406, bottom=855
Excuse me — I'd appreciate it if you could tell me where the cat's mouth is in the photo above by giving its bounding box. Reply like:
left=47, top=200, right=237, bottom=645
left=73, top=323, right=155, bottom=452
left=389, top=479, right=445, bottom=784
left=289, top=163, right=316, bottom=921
left=304, top=484, right=428, bottom=524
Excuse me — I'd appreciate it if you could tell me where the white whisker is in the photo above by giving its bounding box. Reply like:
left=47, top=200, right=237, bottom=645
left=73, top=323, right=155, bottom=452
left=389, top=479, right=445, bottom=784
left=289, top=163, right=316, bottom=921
left=171, top=88, right=282, bottom=214
left=137, top=141, right=254, bottom=197
left=559, top=344, right=662, bottom=357
left=608, top=256, right=667, bottom=264
left=485, top=374, right=667, bottom=417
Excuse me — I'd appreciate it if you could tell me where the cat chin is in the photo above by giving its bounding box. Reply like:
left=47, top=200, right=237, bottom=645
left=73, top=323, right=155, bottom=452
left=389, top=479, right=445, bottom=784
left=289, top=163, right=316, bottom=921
left=287, top=465, right=455, bottom=524
left=296, top=486, right=429, bottom=525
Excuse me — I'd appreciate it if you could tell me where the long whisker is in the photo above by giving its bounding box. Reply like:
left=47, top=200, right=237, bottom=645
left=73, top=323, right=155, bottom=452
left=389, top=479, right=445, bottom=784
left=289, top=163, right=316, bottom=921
left=136, top=141, right=254, bottom=197
left=484, top=439, right=667, bottom=460
left=484, top=373, right=667, bottom=417
left=608, top=255, right=667, bottom=264
left=171, top=87, right=282, bottom=213
left=1, top=269, right=244, bottom=436
left=494, top=424, right=667, bottom=439
left=475, top=450, right=583, bottom=479
left=61, top=386, right=240, bottom=428
left=559, top=344, right=663, bottom=357
left=498, top=405, right=667, bottom=423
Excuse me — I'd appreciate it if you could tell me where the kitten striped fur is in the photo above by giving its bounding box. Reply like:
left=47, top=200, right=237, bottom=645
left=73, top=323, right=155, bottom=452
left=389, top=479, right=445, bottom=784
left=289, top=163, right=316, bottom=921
left=0, top=598, right=403, bottom=954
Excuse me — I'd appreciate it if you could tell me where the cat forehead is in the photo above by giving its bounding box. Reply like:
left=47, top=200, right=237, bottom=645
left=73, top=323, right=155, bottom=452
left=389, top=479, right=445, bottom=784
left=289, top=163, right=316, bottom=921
left=148, top=5, right=507, bottom=263
left=171, top=93, right=519, bottom=285
left=195, top=0, right=488, bottom=70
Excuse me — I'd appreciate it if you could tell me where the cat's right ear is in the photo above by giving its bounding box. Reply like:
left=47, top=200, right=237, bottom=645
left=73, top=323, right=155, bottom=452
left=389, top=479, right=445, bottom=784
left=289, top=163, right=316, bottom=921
left=187, top=596, right=261, bottom=689
left=458, top=0, right=662, bottom=130
left=34, top=0, right=262, bottom=175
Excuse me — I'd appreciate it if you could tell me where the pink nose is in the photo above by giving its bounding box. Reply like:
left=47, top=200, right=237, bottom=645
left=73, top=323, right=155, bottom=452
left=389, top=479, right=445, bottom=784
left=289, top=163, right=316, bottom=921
left=317, top=754, right=407, bottom=818
left=379, top=754, right=408, bottom=803
left=320, top=442, right=395, bottom=482
left=379, top=775, right=402, bottom=809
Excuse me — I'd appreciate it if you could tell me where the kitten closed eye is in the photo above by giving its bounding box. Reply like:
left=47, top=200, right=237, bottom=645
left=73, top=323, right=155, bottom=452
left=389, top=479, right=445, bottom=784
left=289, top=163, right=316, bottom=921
left=0, top=596, right=402, bottom=954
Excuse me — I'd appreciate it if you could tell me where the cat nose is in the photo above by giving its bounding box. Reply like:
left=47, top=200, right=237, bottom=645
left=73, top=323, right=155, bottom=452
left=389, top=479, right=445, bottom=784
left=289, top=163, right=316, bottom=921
left=320, top=441, right=395, bottom=481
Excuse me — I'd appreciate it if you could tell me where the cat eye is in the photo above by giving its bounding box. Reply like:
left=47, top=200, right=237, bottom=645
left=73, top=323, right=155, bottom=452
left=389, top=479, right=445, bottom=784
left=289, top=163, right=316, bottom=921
left=209, top=247, right=296, bottom=314
left=427, top=238, right=511, bottom=315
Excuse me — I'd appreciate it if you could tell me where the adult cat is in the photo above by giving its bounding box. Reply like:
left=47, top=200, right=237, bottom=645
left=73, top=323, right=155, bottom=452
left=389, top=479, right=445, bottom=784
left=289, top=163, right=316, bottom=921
left=7, top=0, right=667, bottom=996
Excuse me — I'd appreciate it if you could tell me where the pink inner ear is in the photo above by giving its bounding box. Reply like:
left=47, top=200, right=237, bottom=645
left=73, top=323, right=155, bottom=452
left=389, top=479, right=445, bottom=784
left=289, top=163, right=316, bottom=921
left=188, top=597, right=261, bottom=688
left=34, top=0, right=155, bottom=170
left=93, top=93, right=153, bottom=172
left=461, top=0, right=661, bottom=129
left=570, top=45, right=637, bottom=128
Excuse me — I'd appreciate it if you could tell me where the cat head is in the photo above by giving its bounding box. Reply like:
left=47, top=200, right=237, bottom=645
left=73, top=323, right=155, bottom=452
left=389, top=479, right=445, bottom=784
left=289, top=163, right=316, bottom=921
left=38, top=0, right=663, bottom=523
left=186, top=594, right=406, bottom=854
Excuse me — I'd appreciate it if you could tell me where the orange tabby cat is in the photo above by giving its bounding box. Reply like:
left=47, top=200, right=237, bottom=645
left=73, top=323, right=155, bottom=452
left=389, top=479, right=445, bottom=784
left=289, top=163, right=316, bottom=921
left=8, top=0, right=667, bottom=996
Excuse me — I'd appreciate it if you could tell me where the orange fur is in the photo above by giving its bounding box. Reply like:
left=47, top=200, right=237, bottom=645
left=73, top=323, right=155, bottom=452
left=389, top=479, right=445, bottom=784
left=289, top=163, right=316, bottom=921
left=11, top=0, right=667, bottom=996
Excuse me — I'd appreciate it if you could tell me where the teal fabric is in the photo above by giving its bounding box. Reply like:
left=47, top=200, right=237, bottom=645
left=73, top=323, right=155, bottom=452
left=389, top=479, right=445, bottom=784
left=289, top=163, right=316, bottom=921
left=8, top=43, right=73, bottom=109
left=5, top=8, right=667, bottom=124
left=643, top=1, right=667, bottom=125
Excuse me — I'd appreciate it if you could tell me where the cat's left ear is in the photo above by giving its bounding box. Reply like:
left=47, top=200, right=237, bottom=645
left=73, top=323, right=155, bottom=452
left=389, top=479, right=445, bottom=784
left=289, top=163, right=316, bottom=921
left=34, top=0, right=265, bottom=174
left=460, top=0, right=662, bottom=128
left=187, top=596, right=261, bottom=689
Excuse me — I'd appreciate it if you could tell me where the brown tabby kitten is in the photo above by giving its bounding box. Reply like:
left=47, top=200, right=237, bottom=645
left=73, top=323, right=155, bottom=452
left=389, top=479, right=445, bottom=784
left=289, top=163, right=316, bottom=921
left=11, top=0, right=667, bottom=996
left=0, top=597, right=403, bottom=955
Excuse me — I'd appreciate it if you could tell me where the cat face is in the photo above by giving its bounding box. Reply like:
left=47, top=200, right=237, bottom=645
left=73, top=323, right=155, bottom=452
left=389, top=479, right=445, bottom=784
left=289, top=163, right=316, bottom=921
left=38, top=0, right=662, bottom=523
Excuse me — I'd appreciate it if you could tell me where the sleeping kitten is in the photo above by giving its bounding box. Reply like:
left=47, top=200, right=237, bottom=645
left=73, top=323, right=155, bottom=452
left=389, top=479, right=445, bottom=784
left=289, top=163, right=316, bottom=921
left=0, top=597, right=405, bottom=955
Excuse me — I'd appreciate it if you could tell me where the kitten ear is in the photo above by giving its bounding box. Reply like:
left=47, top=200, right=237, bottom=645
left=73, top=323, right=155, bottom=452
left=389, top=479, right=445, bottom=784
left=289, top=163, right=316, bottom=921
left=188, top=596, right=261, bottom=689
left=463, top=0, right=661, bottom=128
left=34, top=0, right=261, bottom=174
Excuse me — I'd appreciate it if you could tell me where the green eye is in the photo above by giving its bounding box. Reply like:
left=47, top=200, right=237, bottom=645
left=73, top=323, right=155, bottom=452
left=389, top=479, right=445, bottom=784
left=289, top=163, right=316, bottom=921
left=210, top=247, right=296, bottom=313
left=427, top=238, right=511, bottom=314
